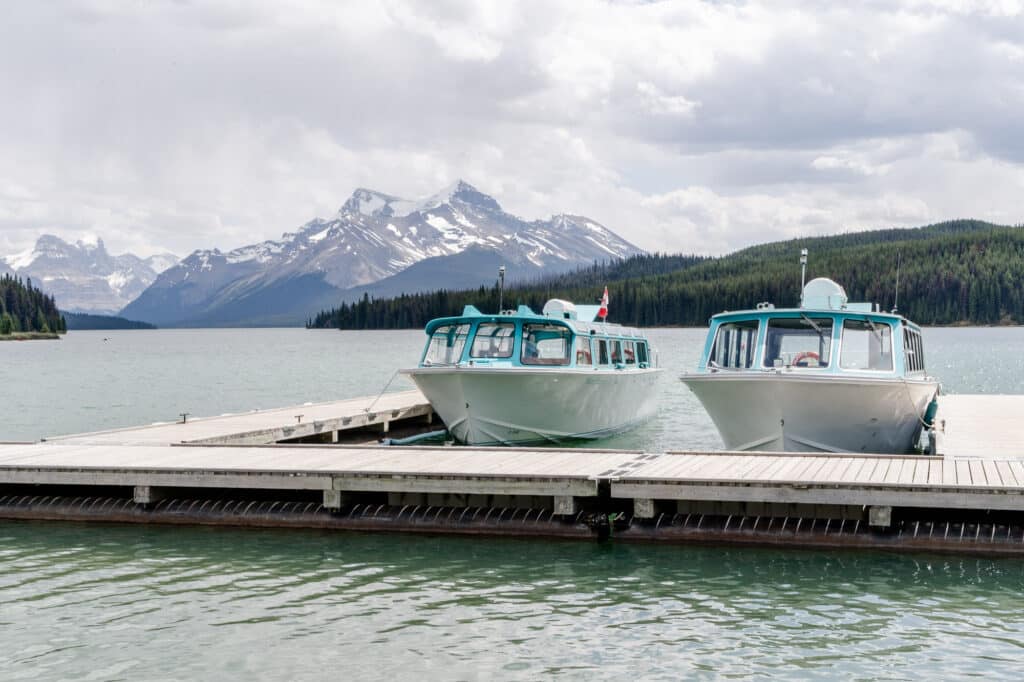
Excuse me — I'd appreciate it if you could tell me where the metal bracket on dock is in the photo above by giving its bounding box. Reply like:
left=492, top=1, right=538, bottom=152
left=133, top=485, right=168, bottom=506
left=553, top=495, right=577, bottom=516
left=634, top=498, right=655, bottom=519
left=868, top=505, right=893, bottom=528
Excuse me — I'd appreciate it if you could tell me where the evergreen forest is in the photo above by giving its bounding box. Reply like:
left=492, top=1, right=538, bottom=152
left=0, top=274, right=67, bottom=336
left=309, top=220, right=1024, bottom=329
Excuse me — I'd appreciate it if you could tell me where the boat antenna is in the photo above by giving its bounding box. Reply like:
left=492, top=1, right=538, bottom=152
left=799, top=248, right=808, bottom=306
left=892, top=251, right=901, bottom=314
left=497, top=265, right=506, bottom=312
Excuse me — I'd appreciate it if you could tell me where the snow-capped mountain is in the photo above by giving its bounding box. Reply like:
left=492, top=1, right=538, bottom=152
left=122, top=181, right=642, bottom=327
left=2, top=235, right=179, bottom=314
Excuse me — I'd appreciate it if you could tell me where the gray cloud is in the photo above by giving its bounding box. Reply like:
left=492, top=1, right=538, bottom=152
left=1, top=0, right=1022, bottom=260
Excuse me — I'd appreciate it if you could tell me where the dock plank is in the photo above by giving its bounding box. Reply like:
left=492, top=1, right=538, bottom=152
left=997, top=460, right=1019, bottom=487
left=982, top=459, right=1004, bottom=487
left=1010, top=461, right=1024, bottom=488
left=816, top=457, right=851, bottom=484
left=968, top=459, right=987, bottom=487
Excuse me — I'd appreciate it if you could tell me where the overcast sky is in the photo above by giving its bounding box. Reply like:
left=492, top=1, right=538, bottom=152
left=1, top=0, right=1022, bottom=259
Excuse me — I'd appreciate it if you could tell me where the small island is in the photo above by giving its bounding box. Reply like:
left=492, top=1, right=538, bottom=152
left=0, top=274, right=66, bottom=340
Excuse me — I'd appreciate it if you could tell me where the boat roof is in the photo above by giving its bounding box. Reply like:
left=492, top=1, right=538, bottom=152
left=709, top=307, right=920, bottom=329
left=423, top=300, right=647, bottom=338
left=708, top=277, right=924, bottom=331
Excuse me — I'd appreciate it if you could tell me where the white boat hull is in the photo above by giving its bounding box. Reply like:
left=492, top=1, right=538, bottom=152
left=681, top=373, right=939, bottom=453
left=403, top=367, right=663, bottom=446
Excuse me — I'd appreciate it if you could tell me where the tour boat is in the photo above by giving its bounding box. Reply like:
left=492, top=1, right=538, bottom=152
left=402, top=298, right=662, bottom=446
left=681, top=276, right=940, bottom=454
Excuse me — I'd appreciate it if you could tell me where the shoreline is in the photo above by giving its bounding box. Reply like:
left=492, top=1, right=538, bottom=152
left=0, top=332, right=61, bottom=341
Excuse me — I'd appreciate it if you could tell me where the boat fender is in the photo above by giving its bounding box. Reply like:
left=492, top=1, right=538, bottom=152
left=923, top=397, right=939, bottom=428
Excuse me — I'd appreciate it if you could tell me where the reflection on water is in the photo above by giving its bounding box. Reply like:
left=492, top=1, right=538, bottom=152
left=2, top=521, right=1024, bottom=679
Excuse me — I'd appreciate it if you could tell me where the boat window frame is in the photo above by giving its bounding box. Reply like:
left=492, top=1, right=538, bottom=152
left=575, top=335, right=593, bottom=367
left=903, top=326, right=925, bottom=374
left=762, top=316, right=834, bottom=369
left=637, top=341, right=649, bottom=367
left=623, top=340, right=636, bottom=365
left=707, top=318, right=761, bottom=370
left=520, top=321, right=574, bottom=366
left=838, top=318, right=895, bottom=372
left=469, top=321, right=517, bottom=359
left=610, top=339, right=623, bottom=365
left=422, top=323, right=472, bottom=366
left=598, top=338, right=610, bottom=365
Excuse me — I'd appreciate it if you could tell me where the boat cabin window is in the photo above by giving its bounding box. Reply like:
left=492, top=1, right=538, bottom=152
left=521, top=323, right=572, bottom=366
left=710, top=320, right=759, bottom=369
left=611, top=340, right=623, bottom=364
left=424, top=324, right=470, bottom=365
left=623, top=340, right=636, bottom=365
left=763, top=317, right=832, bottom=368
left=576, top=337, right=593, bottom=366
left=840, top=319, right=893, bottom=371
left=903, top=327, right=925, bottom=373
left=637, top=342, right=649, bottom=366
left=598, top=339, right=609, bottom=365
left=470, top=322, right=515, bottom=358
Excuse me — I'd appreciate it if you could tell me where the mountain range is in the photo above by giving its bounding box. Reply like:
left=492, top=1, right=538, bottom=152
left=2, top=236, right=178, bottom=315
left=120, top=181, right=641, bottom=327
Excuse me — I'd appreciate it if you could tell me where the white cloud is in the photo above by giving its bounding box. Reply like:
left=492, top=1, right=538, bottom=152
left=0, top=0, right=1022, bottom=260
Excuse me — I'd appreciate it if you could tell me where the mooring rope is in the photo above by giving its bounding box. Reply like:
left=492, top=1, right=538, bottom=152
left=364, top=369, right=401, bottom=413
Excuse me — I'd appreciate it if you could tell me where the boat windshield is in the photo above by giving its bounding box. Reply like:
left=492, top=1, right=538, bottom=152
left=840, top=319, right=893, bottom=371
left=423, top=324, right=471, bottom=365
left=521, top=323, right=572, bottom=366
left=470, top=322, right=515, bottom=358
left=709, top=320, right=759, bottom=369
left=763, top=317, right=833, bottom=368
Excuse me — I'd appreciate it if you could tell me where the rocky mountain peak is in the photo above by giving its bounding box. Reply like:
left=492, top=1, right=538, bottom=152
left=341, top=188, right=401, bottom=217
left=121, top=180, right=642, bottom=326
left=1, top=234, right=180, bottom=314
left=445, top=180, right=501, bottom=212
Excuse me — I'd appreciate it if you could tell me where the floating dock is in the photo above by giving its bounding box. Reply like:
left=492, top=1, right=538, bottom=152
left=932, top=394, right=1024, bottom=459
left=46, top=389, right=434, bottom=446
left=4, top=391, right=1024, bottom=555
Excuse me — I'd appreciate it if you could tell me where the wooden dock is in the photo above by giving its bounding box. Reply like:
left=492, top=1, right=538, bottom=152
left=46, top=390, right=433, bottom=446
left=5, top=391, right=1024, bottom=553
left=933, top=394, right=1024, bottom=459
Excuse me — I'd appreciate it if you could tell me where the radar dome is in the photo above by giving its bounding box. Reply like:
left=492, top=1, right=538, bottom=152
left=801, top=278, right=848, bottom=310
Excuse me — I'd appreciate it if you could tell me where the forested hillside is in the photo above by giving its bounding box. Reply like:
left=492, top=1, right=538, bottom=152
left=0, top=274, right=66, bottom=335
left=309, top=220, right=1024, bottom=329
left=63, top=312, right=156, bottom=330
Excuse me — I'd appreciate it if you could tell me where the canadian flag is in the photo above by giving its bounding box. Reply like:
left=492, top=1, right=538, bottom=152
left=598, top=286, right=609, bottom=320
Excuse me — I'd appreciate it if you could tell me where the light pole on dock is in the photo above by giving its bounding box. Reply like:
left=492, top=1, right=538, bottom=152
left=498, top=265, right=506, bottom=312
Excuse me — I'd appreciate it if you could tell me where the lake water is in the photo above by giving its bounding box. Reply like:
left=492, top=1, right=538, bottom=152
left=3, top=327, right=1024, bottom=678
